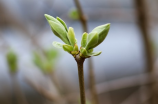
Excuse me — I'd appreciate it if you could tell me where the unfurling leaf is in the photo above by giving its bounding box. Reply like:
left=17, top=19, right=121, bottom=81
left=91, top=23, right=110, bottom=47
left=56, top=17, right=68, bottom=32
left=53, top=41, right=63, bottom=48
left=63, top=44, right=73, bottom=53
left=45, top=14, right=59, bottom=23
left=86, top=33, right=98, bottom=50
left=49, top=21, right=70, bottom=44
left=81, top=32, right=88, bottom=48
left=45, top=14, right=70, bottom=45
left=68, top=27, right=76, bottom=46
left=87, top=51, right=102, bottom=56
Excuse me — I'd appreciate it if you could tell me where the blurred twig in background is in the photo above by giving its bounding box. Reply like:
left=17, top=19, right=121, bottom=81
left=135, top=0, right=158, bottom=104
left=73, top=0, right=99, bottom=104
left=32, top=49, right=67, bottom=104
left=6, top=51, right=28, bottom=104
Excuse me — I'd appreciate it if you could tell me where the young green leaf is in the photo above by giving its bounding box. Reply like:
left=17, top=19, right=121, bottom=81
left=49, top=21, right=70, bottom=45
left=63, top=44, right=73, bottom=53
left=56, top=17, right=68, bottom=32
left=52, top=41, right=63, bottom=48
left=86, top=33, right=98, bottom=50
left=87, top=51, right=102, bottom=56
left=81, top=32, right=88, bottom=48
left=45, top=14, right=60, bottom=23
left=91, top=23, right=110, bottom=47
left=67, top=27, right=76, bottom=46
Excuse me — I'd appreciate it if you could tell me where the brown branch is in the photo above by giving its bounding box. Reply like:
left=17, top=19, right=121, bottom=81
left=74, top=0, right=99, bottom=104
left=75, top=54, right=86, bottom=104
left=135, top=0, right=158, bottom=104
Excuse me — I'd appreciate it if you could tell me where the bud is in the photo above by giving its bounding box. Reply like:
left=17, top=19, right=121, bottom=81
left=73, top=44, right=78, bottom=51
left=71, top=51, right=79, bottom=55
left=63, top=44, right=73, bottom=53
left=68, top=27, right=76, bottom=46
left=81, top=32, right=88, bottom=48
left=80, top=48, right=88, bottom=57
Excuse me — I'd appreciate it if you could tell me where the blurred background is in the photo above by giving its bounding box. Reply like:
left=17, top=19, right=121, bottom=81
left=0, top=0, right=158, bottom=104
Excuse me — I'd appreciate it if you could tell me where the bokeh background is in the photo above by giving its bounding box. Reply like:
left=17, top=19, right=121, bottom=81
left=0, top=0, right=158, bottom=104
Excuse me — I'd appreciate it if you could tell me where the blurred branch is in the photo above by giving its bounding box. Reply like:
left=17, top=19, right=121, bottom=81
left=135, top=0, right=158, bottom=104
left=95, top=73, right=150, bottom=94
left=66, top=72, right=158, bottom=99
left=11, top=73, right=28, bottom=104
left=121, top=87, right=150, bottom=104
left=74, top=0, right=99, bottom=104
left=25, top=76, right=66, bottom=104
left=74, top=0, right=87, bottom=32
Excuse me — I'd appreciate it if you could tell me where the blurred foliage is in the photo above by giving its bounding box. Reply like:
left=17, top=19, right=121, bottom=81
left=6, top=50, right=18, bottom=73
left=33, top=48, right=59, bottom=73
left=68, top=8, right=79, bottom=20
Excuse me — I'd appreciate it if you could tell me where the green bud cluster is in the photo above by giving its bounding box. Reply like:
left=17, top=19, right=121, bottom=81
left=33, top=48, right=59, bottom=73
left=45, top=14, right=110, bottom=58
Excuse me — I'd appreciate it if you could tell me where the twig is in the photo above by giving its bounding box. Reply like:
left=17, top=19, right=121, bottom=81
left=74, top=0, right=99, bottom=104
left=75, top=54, right=86, bottom=104
left=135, top=0, right=158, bottom=104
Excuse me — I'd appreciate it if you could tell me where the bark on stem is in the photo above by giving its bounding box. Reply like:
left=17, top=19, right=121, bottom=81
left=75, top=55, right=86, bottom=104
left=74, top=0, right=99, bottom=104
